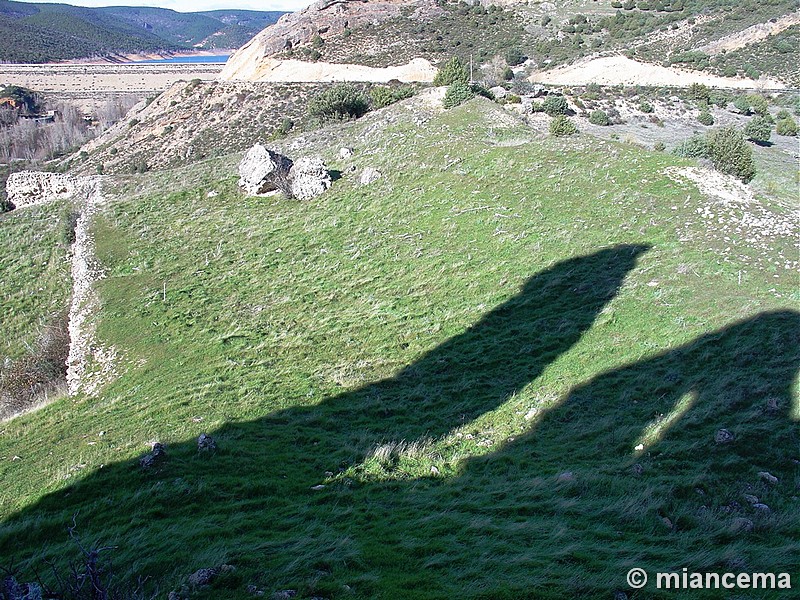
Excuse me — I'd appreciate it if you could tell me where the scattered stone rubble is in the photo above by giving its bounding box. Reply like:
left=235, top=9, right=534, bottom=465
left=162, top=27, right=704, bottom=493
left=5, top=171, right=80, bottom=209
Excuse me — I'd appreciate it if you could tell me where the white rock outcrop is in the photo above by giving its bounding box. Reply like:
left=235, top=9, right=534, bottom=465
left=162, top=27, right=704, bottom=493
left=290, top=156, right=331, bottom=200
left=6, top=171, right=79, bottom=208
left=219, top=0, right=443, bottom=82
left=238, top=144, right=293, bottom=196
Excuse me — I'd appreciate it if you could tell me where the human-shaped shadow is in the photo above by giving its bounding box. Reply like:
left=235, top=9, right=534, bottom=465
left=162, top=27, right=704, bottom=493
left=358, top=309, right=800, bottom=597
left=3, top=244, right=656, bottom=593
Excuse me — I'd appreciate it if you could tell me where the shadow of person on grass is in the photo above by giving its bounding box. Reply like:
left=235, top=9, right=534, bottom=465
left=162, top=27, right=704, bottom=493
left=393, top=308, right=800, bottom=598
left=5, top=245, right=798, bottom=598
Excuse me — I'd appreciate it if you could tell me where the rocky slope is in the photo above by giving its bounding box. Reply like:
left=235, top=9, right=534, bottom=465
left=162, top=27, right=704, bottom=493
left=219, top=0, right=442, bottom=80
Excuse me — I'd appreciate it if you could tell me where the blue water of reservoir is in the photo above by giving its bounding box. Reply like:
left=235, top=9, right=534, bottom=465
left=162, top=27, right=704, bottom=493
left=139, top=55, right=230, bottom=64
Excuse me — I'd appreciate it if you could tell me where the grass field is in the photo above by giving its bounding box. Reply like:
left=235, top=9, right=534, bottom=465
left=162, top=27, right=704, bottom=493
left=0, top=99, right=797, bottom=599
left=0, top=201, right=72, bottom=362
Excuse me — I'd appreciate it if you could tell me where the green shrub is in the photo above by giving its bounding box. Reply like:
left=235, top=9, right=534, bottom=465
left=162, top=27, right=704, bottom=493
left=776, top=116, right=798, bottom=136
left=433, top=57, right=469, bottom=86
left=505, top=94, right=521, bottom=104
left=697, top=111, right=714, bottom=126
left=549, top=115, right=578, bottom=136
left=272, top=118, right=294, bottom=139
left=308, top=84, right=369, bottom=122
left=589, top=110, right=610, bottom=126
left=707, top=126, right=756, bottom=183
left=672, top=134, right=708, bottom=158
left=746, top=94, right=768, bottom=116
left=653, top=141, right=665, bottom=151
left=542, top=95, right=568, bottom=116
left=743, top=115, right=772, bottom=143
left=501, top=66, right=514, bottom=81
left=128, top=118, right=140, bottom=128
left=733, top=96, right=751, bottom=115
left=370, top=86, right=396, bottom=109
left=744, top=65, right=760, bottom=80
left=689, top=83, right=710, bottom=104
left=639, top=101, right=653, bottom=113
left=776, top=109, right=791, bottom=120
left=504, top=48, right=526, bottom=66
left=370, top=85, right=414, bottom=108
left=443, top=80, right=475, bottom=109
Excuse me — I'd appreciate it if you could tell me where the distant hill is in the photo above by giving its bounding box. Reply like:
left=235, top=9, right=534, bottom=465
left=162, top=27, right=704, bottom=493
left=0, top=1, right=286, bottom=63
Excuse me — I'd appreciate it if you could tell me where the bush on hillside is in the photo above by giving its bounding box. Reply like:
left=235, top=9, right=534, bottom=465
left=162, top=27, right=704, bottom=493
left=0, top=312, right=69, bottom=420
left=589, top=110, right=610, bottom=126
left=443, top=81, right=475, bottom=109
left=433, top=57, right=469, bottom=87
left=707, top=126, right=756, bottom=183
left=504, top=48, right=527, bottom=66
left=370, top=85, right=414, bottom=109
left=308, top=84, right=369, bottom=122
left=746, top=93, right=768, bottom=115
left=639, top=101, right=654, bottom=113
left=549, top=115, right=578, bottom=136
left=697, top=110, right=714, bottom=126
left=672, top=134, right=708, bottom=158
left=776, top=116, right=798, bottom=136
left=743, top=115, right=772, bottom=143
left=542, top=95, right=568, bottom=116
left=733, top=96, right=751, bottom=115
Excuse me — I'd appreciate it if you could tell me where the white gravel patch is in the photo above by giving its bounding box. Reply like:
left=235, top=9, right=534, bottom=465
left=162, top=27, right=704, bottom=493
left=664, top=166, right=799, bottom=280
left=66, top=178, right=119, bottom=397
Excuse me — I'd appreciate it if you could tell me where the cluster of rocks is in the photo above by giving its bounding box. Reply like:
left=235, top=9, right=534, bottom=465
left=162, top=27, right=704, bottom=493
left=238, top=144, right=331, bottom=201
left=4, top=171, right=82, bottom=210
left=238, top=143, right=382, bottom=200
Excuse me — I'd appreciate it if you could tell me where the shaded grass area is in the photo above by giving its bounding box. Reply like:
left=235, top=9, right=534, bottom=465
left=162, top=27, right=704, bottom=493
left=0, top=100, right=797, bottom=598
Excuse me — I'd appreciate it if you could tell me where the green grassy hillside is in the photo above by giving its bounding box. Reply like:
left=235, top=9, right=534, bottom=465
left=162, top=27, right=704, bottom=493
left=0, top=99, right=797, bottom=598
left=0, top=201, right=72, bottom=362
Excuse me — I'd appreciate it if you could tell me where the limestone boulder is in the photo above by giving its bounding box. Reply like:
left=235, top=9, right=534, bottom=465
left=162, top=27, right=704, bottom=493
left=238, top=144, right=293, bottom=196
left=290, top=156, right=331, bottom=200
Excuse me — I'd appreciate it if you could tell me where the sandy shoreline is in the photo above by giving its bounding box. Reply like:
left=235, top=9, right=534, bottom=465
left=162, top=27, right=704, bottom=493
left=0, top=63, right=225, bottom=95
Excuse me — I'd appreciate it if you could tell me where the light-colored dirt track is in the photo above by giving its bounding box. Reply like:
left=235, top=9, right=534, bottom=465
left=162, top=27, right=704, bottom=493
left=529, top=55, right=786, bottom=89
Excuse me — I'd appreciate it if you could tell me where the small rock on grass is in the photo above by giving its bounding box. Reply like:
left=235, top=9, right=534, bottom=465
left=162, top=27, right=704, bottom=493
left=188, top=568, right=218, bottom=587
left=715, top=429, right=735, bottom=444
left=730, top=517, right=754, bottom=534
left=758, top=471, right=779, bottom=485
left=139, top=442, right=166, bottom=469
left=360, top=167, right=381, bottom=185
left=197, top=433, right=217, bottom=452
